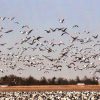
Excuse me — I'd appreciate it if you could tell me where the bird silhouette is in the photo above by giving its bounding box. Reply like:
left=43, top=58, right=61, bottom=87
left=27, top=29, right=33, bottom=35
left=59, top=18, right=64, bottom=23
left=44, top=30, right=50, bottom=33
left=5, top=30, right=13, bottom=33
left=72, top=25, right=79, bottom=28
left=92, top=34, right=98, bottom=39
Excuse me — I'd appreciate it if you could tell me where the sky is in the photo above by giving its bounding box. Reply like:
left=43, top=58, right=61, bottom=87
left=0, top=0, right=100, bottom=31
left=0, top=0, right=100, bottom=79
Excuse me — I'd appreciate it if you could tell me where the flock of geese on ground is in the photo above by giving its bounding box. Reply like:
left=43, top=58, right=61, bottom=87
left=0, top=17, right=100, bottom=80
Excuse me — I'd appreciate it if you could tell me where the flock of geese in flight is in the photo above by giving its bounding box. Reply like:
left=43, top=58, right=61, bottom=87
left=0, top=17, right=100, bottom=80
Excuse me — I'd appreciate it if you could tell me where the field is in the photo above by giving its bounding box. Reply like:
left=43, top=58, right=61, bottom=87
left=0, top=85, right=100, bottom=91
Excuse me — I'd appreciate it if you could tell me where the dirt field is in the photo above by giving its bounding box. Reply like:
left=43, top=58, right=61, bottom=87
left=0, top=85, right=100, bottom=91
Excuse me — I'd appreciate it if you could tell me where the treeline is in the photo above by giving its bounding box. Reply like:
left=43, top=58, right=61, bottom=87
left=0, top=75, right=98, bottom=86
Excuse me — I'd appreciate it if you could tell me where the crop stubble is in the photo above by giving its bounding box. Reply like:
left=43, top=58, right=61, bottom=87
left=0, top=85, right=100, bottom=91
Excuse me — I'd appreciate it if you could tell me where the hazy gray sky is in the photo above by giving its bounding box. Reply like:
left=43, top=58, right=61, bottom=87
left=0, top=0, right=100, bottom=79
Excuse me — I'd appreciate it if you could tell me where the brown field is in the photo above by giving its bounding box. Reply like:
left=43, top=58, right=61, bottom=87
left=0, top=85, right=100, bottom=91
